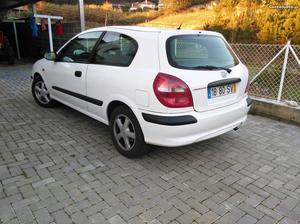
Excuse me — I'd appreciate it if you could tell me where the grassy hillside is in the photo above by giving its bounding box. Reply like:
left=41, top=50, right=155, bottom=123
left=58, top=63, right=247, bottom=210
left=37, top=0, right=299, bottom=44
left=140, top=6, right=215, bottom=29
left=37, top=2, right=161, bottom=28
left=142, top=1, right=300, bottom=44
left=45, top=0, right=159, bottom=5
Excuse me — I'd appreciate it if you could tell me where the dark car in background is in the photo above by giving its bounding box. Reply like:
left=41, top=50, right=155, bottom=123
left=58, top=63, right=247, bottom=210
left=0, top=31, right=15, bottom=65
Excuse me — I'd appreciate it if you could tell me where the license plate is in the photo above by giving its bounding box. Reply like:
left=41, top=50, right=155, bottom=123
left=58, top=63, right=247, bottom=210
left=208, top=83, right=236, bottom=99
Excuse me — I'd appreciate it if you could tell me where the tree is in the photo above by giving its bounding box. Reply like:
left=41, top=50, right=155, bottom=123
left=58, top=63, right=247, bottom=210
left=206, top=0, right=300, bottom=44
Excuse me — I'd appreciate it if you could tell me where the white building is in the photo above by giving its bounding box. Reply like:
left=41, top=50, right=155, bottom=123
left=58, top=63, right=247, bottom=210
left=130, top=0, right=156, bottom=11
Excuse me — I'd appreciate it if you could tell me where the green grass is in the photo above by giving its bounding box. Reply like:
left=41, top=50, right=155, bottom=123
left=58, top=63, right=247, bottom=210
left=38, top=3, right=161, bottom=28
left=140, top=8, right=215, bottom=29
left=250, top=66, right=300, bottom=102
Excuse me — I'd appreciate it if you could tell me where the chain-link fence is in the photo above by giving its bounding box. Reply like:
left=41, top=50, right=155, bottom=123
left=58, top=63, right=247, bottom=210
left=230, top=42, right=300, bottom=104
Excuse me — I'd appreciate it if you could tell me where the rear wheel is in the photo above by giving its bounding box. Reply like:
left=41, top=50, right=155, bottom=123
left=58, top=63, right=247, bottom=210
left=32, top=76, right=57, bottom=107
left=110, top=106, right=148, bottom=158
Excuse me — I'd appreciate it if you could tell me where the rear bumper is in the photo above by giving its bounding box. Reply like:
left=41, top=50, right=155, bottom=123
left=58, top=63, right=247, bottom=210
left=247, top=97, right=253, bottom=107
left=137, top=97, right=251, bottom=147
left=142, top=113, right=197, bottom=126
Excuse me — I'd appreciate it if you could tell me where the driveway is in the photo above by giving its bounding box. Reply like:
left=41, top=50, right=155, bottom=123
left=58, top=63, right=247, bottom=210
left=0, top=64, right=300, bottom=224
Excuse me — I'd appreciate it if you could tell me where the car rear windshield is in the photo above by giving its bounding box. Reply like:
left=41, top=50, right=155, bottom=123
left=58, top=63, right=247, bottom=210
left=166, top=35, right=239, bottom=70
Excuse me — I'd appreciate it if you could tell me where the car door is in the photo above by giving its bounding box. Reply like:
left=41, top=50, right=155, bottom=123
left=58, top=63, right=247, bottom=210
left=86, top=31, right=139, bottom=121
left=44, top=31, right=103, bottom=111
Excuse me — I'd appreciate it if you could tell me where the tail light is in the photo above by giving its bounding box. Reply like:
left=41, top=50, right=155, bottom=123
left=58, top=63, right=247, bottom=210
left=153, top=73, right=193, bottom=108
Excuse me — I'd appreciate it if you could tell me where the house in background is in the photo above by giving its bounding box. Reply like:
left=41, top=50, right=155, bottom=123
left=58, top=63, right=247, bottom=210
left=130, top=0, right=156, bottom=11
left=158, top=0, right=164, bottom=10
left=5, top=5, right=30, bottom=19
left=111, top=3, right=126, bottom=11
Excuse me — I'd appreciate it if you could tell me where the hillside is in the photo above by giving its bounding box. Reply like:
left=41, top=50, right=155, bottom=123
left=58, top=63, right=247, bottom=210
left=40, top=0, right=299, bottom=44
left=45, top=0, right=159, bottom=5
left=140, top=6, right=215, bottom=29
left=142, top=0, right=300, bottom=44
left=38, top=2, right=161, bottom=28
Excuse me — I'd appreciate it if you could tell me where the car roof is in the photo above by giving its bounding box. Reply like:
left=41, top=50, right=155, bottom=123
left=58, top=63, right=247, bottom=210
left=85, top=26, right=223, bottom=37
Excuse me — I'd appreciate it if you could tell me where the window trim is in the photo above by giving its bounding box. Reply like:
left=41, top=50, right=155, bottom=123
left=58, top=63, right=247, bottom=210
left=90, top=31, right=139, bottom=67
left=55, top=31, right=105, bottom=64
left=166, top=34, right=240, bottom=70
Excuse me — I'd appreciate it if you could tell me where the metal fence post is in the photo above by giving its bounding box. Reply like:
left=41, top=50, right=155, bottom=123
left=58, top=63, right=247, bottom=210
left=289, top=46, right=300, bottom=68
left=47, top=17, right=53, bottom=52
left=12, top=22, right=20, bottom=60
left=78, top=0, right=85, bottom=32
left=250, top=45, right=287, bottom=84
left=277, top=40, right=290, bottom=102
left=105, top=12, right=108, bottom=26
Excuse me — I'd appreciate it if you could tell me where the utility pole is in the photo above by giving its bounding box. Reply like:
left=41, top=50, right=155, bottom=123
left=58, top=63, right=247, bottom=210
left=105, top=12, right=108, bottom=26
left=78, top=0, right=85, bottom=31
left=104, top=0, right=109, bottom=26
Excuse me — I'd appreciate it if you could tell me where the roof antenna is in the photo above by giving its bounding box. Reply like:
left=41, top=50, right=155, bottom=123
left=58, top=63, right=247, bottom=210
left=177, top=24, right=182, bottom=30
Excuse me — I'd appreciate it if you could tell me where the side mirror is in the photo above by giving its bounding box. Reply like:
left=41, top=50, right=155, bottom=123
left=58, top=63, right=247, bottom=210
left=44, top=52, right=57, bottom=61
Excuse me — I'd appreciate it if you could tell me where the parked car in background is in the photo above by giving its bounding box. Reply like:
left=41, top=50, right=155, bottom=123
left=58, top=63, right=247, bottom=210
left=0, top=31, right=15, bottom=65
left=31, top=26, right=252, bottom=158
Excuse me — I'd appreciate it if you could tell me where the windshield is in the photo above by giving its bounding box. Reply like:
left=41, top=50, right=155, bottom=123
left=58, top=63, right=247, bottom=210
left=166, top=35, right=239, bottom=70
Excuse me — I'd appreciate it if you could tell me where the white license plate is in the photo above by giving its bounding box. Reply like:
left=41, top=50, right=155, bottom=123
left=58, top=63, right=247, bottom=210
left=208, top=83, right=236, bottom=99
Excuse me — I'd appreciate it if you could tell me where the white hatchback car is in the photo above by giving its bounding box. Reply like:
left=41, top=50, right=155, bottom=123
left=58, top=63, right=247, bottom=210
left=31, top=26, right=252, bottom=158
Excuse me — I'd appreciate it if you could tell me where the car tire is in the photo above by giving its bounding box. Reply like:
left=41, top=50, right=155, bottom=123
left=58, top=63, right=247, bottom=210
left=32, top=76, right=57, bottom=108
left=110, top=105, right=148, bottom=158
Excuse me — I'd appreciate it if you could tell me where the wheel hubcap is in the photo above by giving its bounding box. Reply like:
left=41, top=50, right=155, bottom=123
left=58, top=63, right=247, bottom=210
left=113, top=115, right=136, bottom=151
left=34, top=81, right=50, bottom=104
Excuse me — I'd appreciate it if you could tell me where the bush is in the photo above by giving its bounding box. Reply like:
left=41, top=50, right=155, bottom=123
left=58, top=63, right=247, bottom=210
left=162, top=0, right=210, bottom=11
left=205, top=0, right=300, bottom=44
left=37, top=3, right=161, bottom=27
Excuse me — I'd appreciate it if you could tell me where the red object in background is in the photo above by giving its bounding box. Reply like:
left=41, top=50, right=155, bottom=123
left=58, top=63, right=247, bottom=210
left=0, top=31, right=3, bottom=48
left=55, top=20, right=63, bottom=36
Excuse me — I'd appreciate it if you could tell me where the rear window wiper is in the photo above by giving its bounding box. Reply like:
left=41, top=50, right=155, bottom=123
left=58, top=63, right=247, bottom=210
left=192, top=65, right=232, bottom=73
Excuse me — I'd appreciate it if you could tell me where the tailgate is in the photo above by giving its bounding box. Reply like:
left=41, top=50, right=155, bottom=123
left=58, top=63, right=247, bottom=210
left=158, top=30, right=249, bottom=112
left=159, top=65, right=248, bottom=112
left=190, top=67, right=247, bottom=112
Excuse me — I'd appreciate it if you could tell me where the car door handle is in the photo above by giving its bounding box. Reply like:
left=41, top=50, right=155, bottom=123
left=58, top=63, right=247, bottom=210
left=75, top=71, right=82, bottom=77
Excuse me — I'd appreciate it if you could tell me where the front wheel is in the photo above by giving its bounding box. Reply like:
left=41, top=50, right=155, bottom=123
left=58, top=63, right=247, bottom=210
left=32, top=76, right=57, bottom=107
left=110, top=106, right=148, bottom=158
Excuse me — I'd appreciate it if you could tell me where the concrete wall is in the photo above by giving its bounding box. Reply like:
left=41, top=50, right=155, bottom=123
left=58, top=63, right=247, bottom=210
left=250, top=98, right=300, bottom=125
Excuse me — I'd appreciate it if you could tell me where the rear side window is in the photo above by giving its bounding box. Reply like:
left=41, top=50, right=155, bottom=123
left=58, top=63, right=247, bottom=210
left=166, top=35, right=239, bottom=69
left=93, top=32, right=138, bottom=67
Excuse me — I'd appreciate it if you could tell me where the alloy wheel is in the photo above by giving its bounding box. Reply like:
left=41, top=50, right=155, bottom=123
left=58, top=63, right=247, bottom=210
left=113, top=114, right=136, bottom=151
left=34, top=81, right=50, bottom=105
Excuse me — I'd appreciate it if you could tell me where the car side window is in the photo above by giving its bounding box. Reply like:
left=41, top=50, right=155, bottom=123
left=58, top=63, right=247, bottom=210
left=93, top=32, right=138, bottom=67
left=57, top=31, right=103, bottom=63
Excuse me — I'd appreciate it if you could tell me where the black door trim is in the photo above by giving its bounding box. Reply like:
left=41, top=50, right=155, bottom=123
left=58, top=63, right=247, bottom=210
left=142, top=113, right=197, bottom=126
left=89, top=31, right=107, bottom=63
left=52, top=86, right=103, bottom=106
left=208, top=78, right=241, bottom=88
